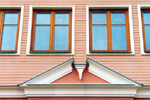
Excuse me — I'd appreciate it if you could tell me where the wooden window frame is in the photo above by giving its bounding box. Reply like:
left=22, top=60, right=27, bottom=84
left=141, top=9, right=150, bottom=53
left=30, top=10, right=72, bottom=53
left=89, top=9, right=131, bottom=53
left=0, top=10, right=20, bottom=53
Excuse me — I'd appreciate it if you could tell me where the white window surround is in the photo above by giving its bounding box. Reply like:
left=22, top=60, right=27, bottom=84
left=26, top=5, right=75, bottom=55
left=138, top=4, right=150, bottom=55
left=86, top=5, right=135, bottom=55
left=0, top=5, right=24, bottom=55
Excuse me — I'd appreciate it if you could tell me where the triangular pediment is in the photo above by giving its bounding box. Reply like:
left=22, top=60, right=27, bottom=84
left=52, top=65, right=109, bottom=83
left=19, top=57, right=141, bottom=86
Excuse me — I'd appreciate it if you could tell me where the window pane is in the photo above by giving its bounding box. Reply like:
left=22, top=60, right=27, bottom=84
left=36, top=13, right=50, bottom=24
left=112, top=25, right=127, bottom=50
left=92, top=25, right=107, bottom=50
left=54, top=26, right=68, bottom=50
left=144, top=25, right=150, bottom=50
left=4, top=13, right=18, bottom=24
left=143, top=12, right=150, bottom=24
left=1, top=26, right=17, bottom=50
left=111, top=13, right=125, bottom=24
left=34, top=26, right=50, bottom=50
left=92, top=13, right=106, bottom=24
left=55, top=13, right=69, bottom=24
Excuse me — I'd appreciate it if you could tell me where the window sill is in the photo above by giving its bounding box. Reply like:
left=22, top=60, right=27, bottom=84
left=142, top=52, right=150, bottom=56
left=87, top=51, right=134, bottom=56
left=90, top=51, right=132, bottom=53
left=0, top=51, right=19, bottom=55
left=0, top=51, right=17, bottom=53
left=144, top=51, right=150, bottom=53
left=27, top=51, right=74, bottom=55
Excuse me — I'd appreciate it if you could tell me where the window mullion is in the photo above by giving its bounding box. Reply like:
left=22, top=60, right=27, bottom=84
left=50, top=11, right=55, bottom=51
left=49, top=11, right=52, bottom=51
left=107, top=11, right=112, bottom=51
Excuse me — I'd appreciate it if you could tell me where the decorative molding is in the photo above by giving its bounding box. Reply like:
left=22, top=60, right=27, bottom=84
left=19, top=57, right=141, bottom=86
left=0, top=87, right=25, bottom=98
left=1, top=84, right=150, bottom=98
left=19, top=58, right=74, bottom=86
left=73, top=63, right=87, bottom=80
left=23, top=84, right=137, bottom=97
left=87, top=58, right=142, bottom=86
left=136, top=87, right=150, bottom=98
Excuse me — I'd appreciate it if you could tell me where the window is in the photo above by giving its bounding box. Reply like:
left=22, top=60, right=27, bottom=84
left=141, top=9, right=150, bottom=53
left=0, top=10, right=20, bottom=53
left=89, top=9, right=131, bottom=53
left=30, top=10, right=72, bottom=53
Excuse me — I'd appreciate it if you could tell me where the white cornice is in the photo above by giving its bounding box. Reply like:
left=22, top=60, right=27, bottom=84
left=0, top=87, right=25, bottom=98
left=0, top=85, right=150, bottom=98
left=136, top=87, right=150, bottom=98
left=24, top=85, right=137, bottom=97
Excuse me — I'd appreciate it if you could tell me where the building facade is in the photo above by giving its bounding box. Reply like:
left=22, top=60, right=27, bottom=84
left=0, top=0, right=150, bottom=100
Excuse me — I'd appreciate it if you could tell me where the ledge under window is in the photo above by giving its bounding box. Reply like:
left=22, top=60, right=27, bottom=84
left=90, top=51, right=132, bottom=53
left=87, top=51, right=134, bottom=56
left=30, top=51, right=72, bottom=54
left=27, top=51, right=73, bottom=55
left=0, top=51, right=17, bottom=53
left=144, top=51, right=150, bottom=53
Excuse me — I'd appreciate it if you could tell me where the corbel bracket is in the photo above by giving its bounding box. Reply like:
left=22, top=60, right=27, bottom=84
left=72, top=63, right=88, bottom=80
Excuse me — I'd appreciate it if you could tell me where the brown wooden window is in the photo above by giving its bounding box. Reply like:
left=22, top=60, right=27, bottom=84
left=0, top=10, right=20, bottom=53
left=30, top=10, right=72, bottom=53
left=89, top=9, right=131, bottom=53
left=141, top=10, right=150, bottom=53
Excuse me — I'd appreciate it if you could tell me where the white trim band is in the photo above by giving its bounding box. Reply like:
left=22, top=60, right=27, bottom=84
left=1, top=85, right=150, bottom=98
